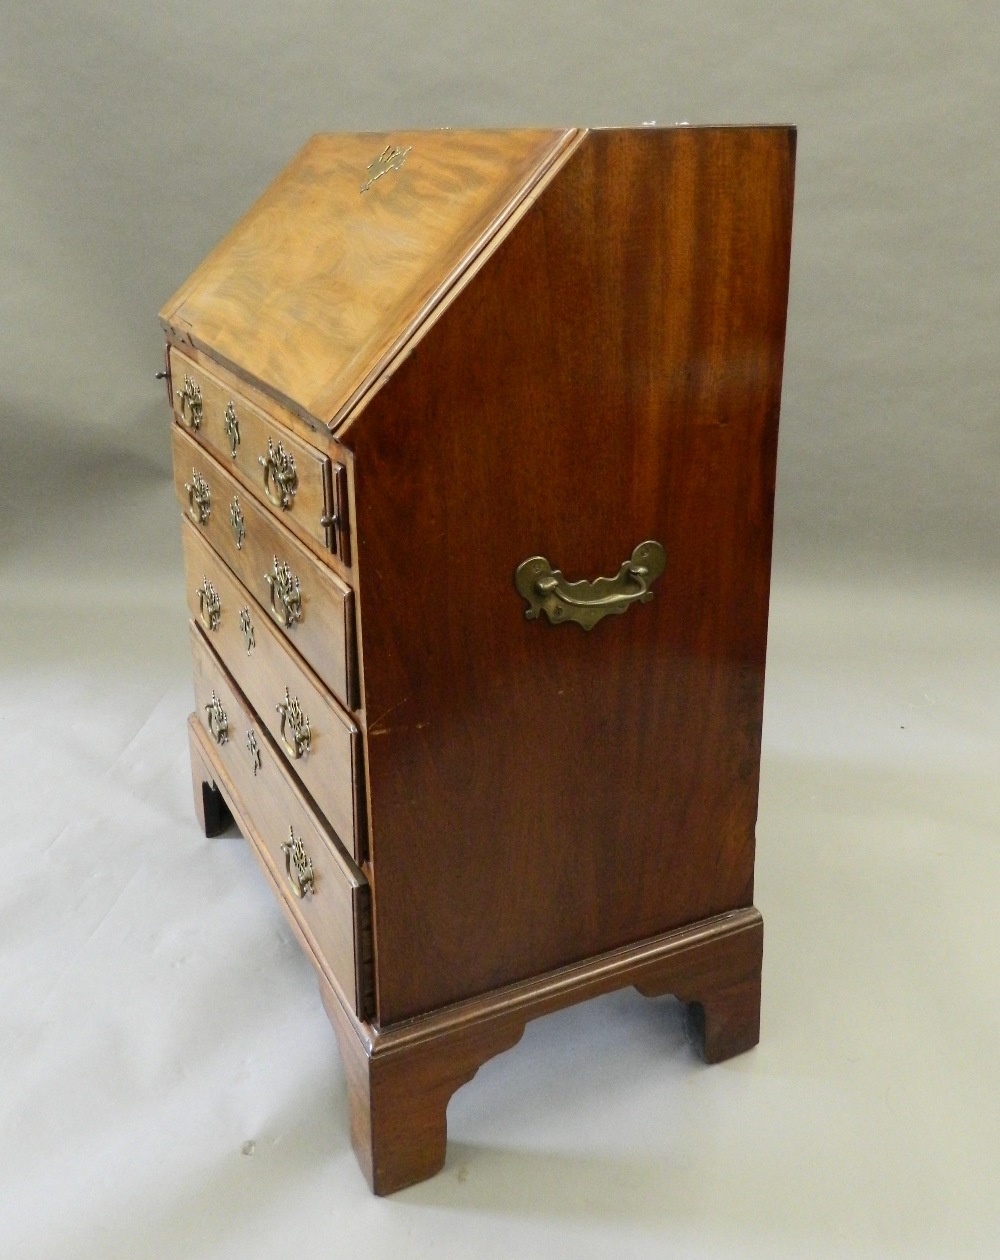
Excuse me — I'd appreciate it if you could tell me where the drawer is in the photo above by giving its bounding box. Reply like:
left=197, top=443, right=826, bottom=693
left=172, top=423, right=357, bottom=710
left=189, top=629, right=372, bottom=1018
left=181, top=518, right=365, bottom=862
left=170, top=347, right=350, bottom=560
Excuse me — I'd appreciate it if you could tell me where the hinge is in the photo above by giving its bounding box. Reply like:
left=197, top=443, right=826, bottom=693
left=321, top=462, right=351, bottom=563
left=155, top=344, right=173, bottom=407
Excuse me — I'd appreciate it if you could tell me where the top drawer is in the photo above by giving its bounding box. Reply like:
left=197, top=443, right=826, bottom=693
left=169, top=348, right=349, bottom=560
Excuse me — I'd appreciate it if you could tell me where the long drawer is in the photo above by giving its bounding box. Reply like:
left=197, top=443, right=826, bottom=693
left=172, top=423, right=357, bottom=710
left=181, top=518, right=364, bottom=862
left=189, top=628, right=372, bottom=1018
left=170, top=347, right=348, bottom=559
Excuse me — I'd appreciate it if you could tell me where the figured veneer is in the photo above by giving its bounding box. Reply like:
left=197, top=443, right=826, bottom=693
left=170, top=349, right=342, bottom=557
left=181, top=520, right=363, bottom=862
left=163, top=124, right=795, bottom=1194
left=160, top=130, right=577, bottom=426
left=189, top=633, right=372, bottom=1018
left=172, top=423, right=357, bottom=708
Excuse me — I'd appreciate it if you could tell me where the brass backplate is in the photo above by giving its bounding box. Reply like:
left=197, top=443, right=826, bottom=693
left=515, top=541, right=666, bottom=630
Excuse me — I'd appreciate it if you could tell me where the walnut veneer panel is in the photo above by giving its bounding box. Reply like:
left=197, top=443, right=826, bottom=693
left=181, top=519, right=363, bottom=861
left=170, top=350, right=339, bottom=556
left=160, top=129, right=575, bottom=425
left=172, top=424, right=356, bottom=709
left=349, top=126, right=796, bottom=1022
left=189, top=631, right=371, bottom=1017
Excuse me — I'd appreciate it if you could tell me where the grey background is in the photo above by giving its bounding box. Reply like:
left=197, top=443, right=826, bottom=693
left=4, top=0, right=998, bottom=581
left=3, top=4, right=999, bottom=1257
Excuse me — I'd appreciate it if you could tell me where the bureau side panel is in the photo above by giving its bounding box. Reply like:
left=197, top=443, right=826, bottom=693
left=351, top=127, right=796, bottom=1024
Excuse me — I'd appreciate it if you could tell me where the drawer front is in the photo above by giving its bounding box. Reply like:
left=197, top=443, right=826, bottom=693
left=182, top=518, right=364, bottom=862
left=170, top=348, right=347, bottom=558
left=172, top=423, right=357, bottom=710
left=189, top=627, right=372, bottom=1018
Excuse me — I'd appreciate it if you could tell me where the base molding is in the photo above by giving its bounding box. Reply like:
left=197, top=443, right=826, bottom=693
left=320, top=907, right=763, bottom=1194
left=192, top=715, right=763, bottom=1194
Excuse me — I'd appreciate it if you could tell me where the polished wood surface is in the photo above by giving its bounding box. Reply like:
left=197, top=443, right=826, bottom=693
left=172, top=424, right=357, bottom=709
left=182, top=520, right=363, bottom=860
left=163, top=336, right=334, bottom=448
left=320, top=906, right=762, bottom=1194
left=166, top=125, right=794, bottom=1194
left=170, top=350, right=339, bottom=556
left=160, top=130, right=576, bottom=425
left=349, top=126, right=795, bottom=1022
left=189, top=638, right=372, bottom=1017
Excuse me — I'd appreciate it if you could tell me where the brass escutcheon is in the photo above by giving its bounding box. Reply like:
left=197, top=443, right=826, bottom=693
left=196, top=576, right=221, bottom=632
left=205, top=690, right=228, bottom=745
left=276, top=687, right=311, bottom=759
left=515, top=541, right=666, bottom=631
left=246, top=727, right=261, bottom=776
left=229, top=495, right=245, bottom=549
left=258, top=437, right=297, bottom=510
left=281, top=827, right=314, bottom=899
left=360, top=143, right=412, bottom=193
left=223, top=400, right=240, bottom=459
left=185, top=469, right=211, bottom=525
left=176, top=375, right=203, bottom=429
left=266, top=556, right=302, bottom=629
left=239, top=605, right=255, bottom=655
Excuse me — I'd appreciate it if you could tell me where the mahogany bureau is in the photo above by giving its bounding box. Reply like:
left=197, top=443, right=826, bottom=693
left=160, top=126, right=796, bottom=1194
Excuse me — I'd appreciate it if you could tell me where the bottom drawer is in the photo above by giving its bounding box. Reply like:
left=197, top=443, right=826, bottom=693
left=189, top=623, right=373, bottom=1018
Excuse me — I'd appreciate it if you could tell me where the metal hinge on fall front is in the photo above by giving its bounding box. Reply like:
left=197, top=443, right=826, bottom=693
left=155, top=344, right=173, bottom=405
left=322, top=462, right=351, bottom=563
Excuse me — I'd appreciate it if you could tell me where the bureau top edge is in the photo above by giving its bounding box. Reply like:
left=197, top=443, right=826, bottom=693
left=158, top=127, right=579, bottom=434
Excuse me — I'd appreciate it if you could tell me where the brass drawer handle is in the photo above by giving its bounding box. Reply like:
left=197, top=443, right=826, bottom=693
left=266, top=556, right=302, bottom=629
left=258, top=438, right=298, bottom=510
left=281, top=827, right=314, bottom=898
left=176, top=375, right=203, bottom=429
left=185, top=469, right=211, bottom=525
left=204, top=690, right=229, bottom=745
left=196, top=576, right=221, bottom=631
left=223, top=400, right=240, bottom=458
left=276, top=687, right=311, bottom=759
left=515, top=541, right=666, bottom=631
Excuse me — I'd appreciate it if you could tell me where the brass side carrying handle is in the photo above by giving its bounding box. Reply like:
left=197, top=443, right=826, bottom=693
left=515, top=541, right=666, bottom=631
left=266, top=556, right=303, bottom=629
left=176, top=375, right=203, bottom=430
left=281, top=827, right=314, bottom=899
left=258, top=437, right=298, bottom=510
left=276, top=687, right=311, bottom=759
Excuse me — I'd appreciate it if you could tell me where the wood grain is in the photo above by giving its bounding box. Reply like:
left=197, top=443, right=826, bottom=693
left=172, top=423, right=356, bottom=709
left=348, top=126, right=795, bottom=1023
left=319, top=906, right=762, bottom=1194
left=170, top=349, right=338, bottom=556
left=165, top=125, right=794, bottom=1195
left=160, top=130, right=576, bottom=426
left=188, top=639, right=372, bottom=1017
left=181, top=518, right=364, bottom=861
